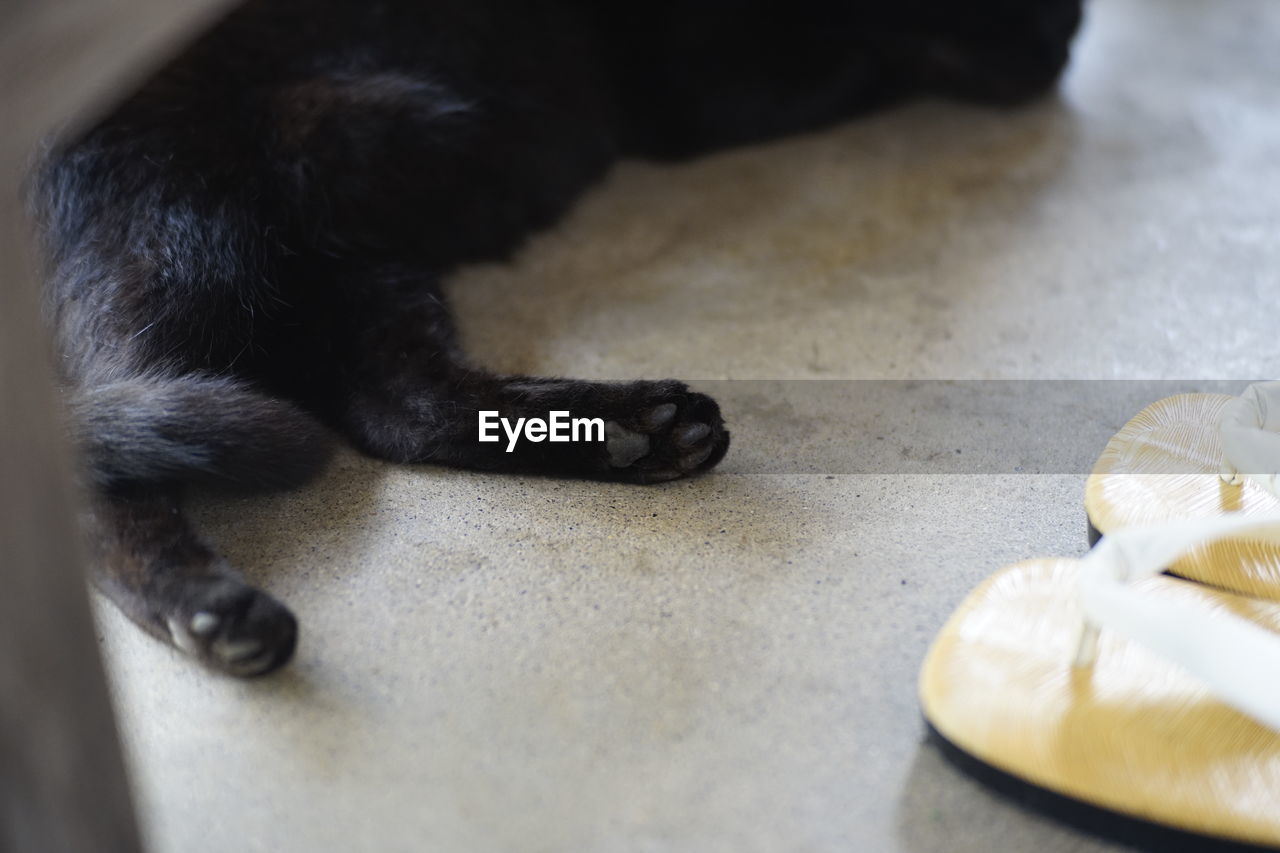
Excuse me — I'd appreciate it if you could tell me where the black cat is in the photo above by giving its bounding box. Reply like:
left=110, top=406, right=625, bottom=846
left=31, top=0, right=1083, bottom=676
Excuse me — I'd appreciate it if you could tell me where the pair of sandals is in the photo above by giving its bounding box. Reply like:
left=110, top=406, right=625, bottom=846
left=920, top=385, right=1280, bottom=850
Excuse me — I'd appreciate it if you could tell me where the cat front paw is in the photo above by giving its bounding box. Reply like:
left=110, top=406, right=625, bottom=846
left=603, top=383, right=729, bottom=483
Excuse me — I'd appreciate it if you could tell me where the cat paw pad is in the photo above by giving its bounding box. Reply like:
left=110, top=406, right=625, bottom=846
left=604, top=386, right=729, bottom=483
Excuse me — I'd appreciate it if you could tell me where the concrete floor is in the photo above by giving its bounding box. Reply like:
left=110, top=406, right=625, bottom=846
left=97, top=1, right=1280, bottom=851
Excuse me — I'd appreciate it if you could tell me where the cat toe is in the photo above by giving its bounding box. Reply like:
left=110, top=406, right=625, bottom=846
left=637, top=402, right=678, bottom=431
left=604, top=421, right=652, bottom=467
left=673, top=422, right=710, bottom=449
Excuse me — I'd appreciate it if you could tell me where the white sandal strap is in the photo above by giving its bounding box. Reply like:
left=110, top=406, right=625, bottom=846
left=1220, top=381, right=1280, bottom=495
left=1075, top=515, right=1280, bottom=732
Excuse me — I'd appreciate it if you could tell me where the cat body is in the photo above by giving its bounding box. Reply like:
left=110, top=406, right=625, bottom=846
left=32, top=0, right=1082, bottom=674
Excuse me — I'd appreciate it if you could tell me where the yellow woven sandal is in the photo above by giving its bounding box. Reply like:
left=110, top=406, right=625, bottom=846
left=1086, top=382, right=1280, bottom=600
left=920, top=516, right=1280, bottom=851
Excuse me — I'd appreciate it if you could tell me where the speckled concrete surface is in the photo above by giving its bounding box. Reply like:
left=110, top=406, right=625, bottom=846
left=96, top=2, right=1279, bottom=851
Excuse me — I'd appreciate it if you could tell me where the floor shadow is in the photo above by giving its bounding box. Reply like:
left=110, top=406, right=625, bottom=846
left=893, top=734, right=1129, bottom=852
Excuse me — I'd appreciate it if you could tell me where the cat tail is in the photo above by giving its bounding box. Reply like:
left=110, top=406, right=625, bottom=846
left=67, top=374, right=337, bottom=492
